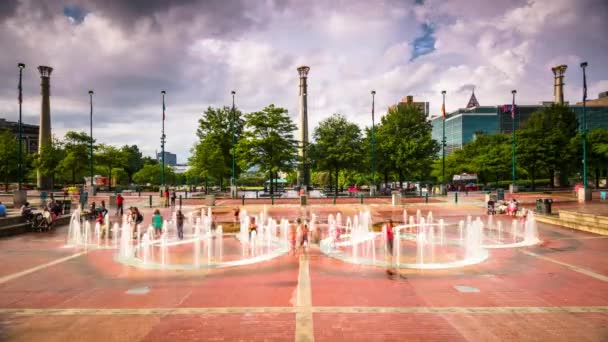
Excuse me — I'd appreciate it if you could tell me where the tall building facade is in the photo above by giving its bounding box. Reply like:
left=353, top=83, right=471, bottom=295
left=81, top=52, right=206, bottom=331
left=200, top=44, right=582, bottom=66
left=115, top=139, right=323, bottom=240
left=157, top=151, right=177, bottom=166
left=0, top=118, right=39, bottom=153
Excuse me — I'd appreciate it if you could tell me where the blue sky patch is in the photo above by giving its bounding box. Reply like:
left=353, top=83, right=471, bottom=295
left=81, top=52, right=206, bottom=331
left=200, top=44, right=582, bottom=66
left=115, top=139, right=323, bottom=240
left=410, top=23, right=435, bottom=60
left=63, top=4, right=87, bottom=24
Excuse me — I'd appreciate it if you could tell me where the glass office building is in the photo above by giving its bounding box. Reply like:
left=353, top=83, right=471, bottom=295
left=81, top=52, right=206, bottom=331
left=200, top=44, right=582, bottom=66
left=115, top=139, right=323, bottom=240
left=431, top=106, right=498, bottom=155
left=431, top=104, right=608, bottom=155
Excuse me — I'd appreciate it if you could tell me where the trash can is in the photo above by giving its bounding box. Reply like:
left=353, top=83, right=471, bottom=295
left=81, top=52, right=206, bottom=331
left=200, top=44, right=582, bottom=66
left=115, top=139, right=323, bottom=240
left=40, top=191, right=48, bottom=201
left=205, top=194, right=216, bottom=206
left=543, top=198, right=553, bottom=215
left=300, top=195, right=307, bottom=206
left=535, top=199, right=543, bottom=214
left=601, top=191, right=607, bottom=201
left=497, top=189, right=505, bottom=201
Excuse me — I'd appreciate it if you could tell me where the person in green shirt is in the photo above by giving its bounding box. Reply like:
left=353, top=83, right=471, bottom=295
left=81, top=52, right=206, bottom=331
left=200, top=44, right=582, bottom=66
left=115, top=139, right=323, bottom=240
left=152, top=209, right=163, bottom=239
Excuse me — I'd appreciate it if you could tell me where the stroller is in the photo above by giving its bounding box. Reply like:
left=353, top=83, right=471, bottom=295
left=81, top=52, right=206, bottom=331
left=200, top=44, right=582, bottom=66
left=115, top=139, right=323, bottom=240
left=487, top=200, right=496, bottom=215
left=31, top=208, right=55, bottom=232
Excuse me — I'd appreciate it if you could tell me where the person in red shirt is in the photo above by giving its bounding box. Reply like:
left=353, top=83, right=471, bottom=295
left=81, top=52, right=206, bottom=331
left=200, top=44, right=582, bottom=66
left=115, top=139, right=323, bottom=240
left=116, top=194, right=124, bottom=216
left=163, top=189, right=170, bottom=208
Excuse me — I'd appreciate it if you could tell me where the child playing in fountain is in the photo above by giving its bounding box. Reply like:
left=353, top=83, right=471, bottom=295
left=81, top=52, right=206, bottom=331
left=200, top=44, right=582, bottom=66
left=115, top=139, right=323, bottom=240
left=248, top=216, right=258, bottom=240
left=176, top=210, right=184, bottom=240
left=385, top=219, right=397, bottom=276
left=290, top=219, right=299, bottom=256
left=152, top=209, right=163, bottom=239
left=299, top=222, right=309, bottom=255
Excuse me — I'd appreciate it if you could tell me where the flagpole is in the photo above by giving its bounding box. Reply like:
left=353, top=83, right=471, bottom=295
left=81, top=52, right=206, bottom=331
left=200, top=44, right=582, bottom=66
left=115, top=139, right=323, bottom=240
left=17, top=63, right=25, bottom=191
left=441, top=90, right=446, bottom=195
left=581, top=62, right=588, bottom=192
left=161, top=90, right=166, bottom=188
left=511, top=90, right=517, bottom=192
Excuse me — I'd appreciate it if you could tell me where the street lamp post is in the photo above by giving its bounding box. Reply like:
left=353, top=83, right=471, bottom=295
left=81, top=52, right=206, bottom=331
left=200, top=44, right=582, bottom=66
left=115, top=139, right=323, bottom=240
left=17, top=63, right=25, bottom=191
left=370, top=90, right=376, bottom=196
left=231, top=90, right=237, bottom=198
left=161, top=91, right=166, bottom=189
left=89, top=90, right=94, bottom=191
left=441, top=90, right=447, bottom=195
left=511, top=90, right=517, bottom=193
left=581, top=61, right=589, bottom=200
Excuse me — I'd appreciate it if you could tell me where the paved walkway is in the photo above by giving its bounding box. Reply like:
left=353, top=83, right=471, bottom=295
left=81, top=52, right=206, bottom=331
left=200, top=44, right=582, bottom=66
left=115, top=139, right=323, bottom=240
left=0, top=204, right=607, bottom=341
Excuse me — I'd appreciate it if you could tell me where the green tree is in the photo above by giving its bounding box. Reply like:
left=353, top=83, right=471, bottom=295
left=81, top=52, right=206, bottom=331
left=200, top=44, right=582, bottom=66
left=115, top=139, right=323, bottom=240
left=569, top=128, right=608, bottom=188
left=121, top=145, right=144, bottom=184
left=133, top=164, right=175, bottom=185
left=190, top=106, right=244, bottom=191
left=59, top=131, right=94, bottom=184
left=310, top=114, right=362, bottom=195
left=0, top=129, right=19, bottom=191
left=236, top=104, right=297, bottom=195
left=517, top=104, right=578, bottom=187
left=34, top=137, right=65, bottom=190
left=95, top=144, right=126, bottom=190
left=376, top=104, right=439, bottom=186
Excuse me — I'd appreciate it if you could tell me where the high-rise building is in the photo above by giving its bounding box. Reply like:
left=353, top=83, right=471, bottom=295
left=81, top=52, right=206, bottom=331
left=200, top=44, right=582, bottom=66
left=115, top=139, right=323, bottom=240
left=390, top=95, right=429, bottom=115
left=157, top=151, right=177, bottom=166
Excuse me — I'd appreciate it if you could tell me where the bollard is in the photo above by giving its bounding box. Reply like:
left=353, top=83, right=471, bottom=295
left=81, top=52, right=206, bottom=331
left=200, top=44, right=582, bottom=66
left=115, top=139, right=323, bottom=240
left=425, top=192, right=429, bottom=203
left=138, top=191, right=141, bottom=197
left=454, top=192, right=458, bottom=204
left=360, top=193, right=364, bottom=204
left=271, top=194, right=275, bottom=205
left=242, top=195, right=245, bottom=206
left=149, top=195, right=152, bottom=208
left=333, top=195, right=337, bottom=205
left=185, top=191, right=188, bottom=199
left=256, top=191, right=259, bottom=199
left=179, top=195, right=182, bottom=210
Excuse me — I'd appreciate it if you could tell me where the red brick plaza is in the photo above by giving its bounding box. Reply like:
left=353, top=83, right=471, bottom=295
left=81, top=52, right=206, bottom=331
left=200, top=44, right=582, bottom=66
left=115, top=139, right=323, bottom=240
left=1, top=197, right=608, bottom=341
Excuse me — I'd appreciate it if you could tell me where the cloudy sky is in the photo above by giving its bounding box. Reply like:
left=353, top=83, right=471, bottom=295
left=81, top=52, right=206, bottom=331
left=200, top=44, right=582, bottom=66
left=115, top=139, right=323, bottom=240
left=1, top=0, right=607, bottom=163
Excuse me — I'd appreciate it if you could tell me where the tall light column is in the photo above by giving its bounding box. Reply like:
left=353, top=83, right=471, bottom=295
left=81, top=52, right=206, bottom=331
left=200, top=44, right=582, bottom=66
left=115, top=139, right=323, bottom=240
left=89, top=90, right=94, bottom=190
left=370, top=90, right=376, bottom=196
left=37, top=66, right=53, bottom=190
left=161, top=90, right=166, bottom=188
left=510, top=90, right=517, bottom=194
left=17, top=63, right=25, bottom=191
left=231, top=90, right=237, bottom=198
left=297, top=66, right=310, bottom=193
left=441, top=90, right=447, bottom=195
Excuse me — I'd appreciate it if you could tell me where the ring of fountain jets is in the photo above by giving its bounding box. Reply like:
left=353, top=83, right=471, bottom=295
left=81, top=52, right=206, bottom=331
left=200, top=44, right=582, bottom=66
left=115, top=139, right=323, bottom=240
left=319, top=209, right=540, bottom=269
left=66, top=205, right=539, bottom=270
left=67, top=207, right=290, bottom=269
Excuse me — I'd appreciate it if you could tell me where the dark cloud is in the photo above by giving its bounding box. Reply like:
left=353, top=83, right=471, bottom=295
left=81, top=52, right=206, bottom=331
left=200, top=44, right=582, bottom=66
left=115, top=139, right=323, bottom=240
left=0, top=0, right=18, bottom=21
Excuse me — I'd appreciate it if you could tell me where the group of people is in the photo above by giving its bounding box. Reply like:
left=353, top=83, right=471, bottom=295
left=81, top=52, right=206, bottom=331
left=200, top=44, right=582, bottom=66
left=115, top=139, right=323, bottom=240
left=162, top=189, right=177, bottom=208
left=19, top=198, right=62, bottom=231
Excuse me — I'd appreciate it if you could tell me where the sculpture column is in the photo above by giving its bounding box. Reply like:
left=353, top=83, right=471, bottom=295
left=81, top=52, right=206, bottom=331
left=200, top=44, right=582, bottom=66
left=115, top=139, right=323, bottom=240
left=297, top=66, right=310, bottom=193
left=37, top=66, right=53, bottom=190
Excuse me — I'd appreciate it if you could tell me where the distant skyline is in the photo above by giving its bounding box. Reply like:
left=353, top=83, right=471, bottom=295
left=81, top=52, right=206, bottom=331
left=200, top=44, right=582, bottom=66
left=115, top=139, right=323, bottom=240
left=0, top=0, right=607, bottom=163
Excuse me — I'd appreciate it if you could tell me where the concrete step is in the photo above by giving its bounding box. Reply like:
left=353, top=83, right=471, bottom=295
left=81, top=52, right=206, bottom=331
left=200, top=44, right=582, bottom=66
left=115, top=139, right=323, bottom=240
left=536, top=212, right=608, bottom=236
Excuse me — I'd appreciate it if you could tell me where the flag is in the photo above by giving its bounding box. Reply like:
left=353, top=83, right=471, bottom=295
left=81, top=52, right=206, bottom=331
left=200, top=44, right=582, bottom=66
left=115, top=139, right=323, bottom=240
left=441, top=102, right=446, bottom=119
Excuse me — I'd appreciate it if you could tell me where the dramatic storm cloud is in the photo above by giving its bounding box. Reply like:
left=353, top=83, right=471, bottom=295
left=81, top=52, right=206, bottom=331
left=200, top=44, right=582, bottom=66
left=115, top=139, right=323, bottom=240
left=0, top=0, right=607, bottom=162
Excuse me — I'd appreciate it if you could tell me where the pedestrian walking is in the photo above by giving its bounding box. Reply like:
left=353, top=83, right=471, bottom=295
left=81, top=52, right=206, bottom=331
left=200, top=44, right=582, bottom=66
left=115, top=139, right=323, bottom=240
left=176, top=209, right=185, bottom=240
left=163, top=189, right=170, bottom=208
left=116, top=194, right=124, bottom=216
